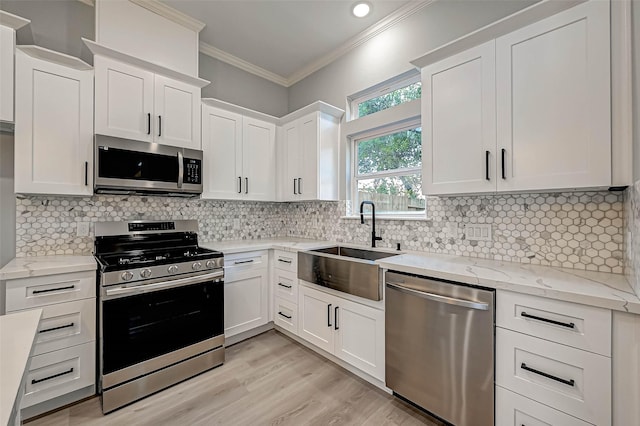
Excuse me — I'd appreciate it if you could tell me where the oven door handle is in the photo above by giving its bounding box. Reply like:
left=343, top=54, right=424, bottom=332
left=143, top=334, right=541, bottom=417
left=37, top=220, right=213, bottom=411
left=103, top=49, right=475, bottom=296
left=105, top=270, right=224, bottom=298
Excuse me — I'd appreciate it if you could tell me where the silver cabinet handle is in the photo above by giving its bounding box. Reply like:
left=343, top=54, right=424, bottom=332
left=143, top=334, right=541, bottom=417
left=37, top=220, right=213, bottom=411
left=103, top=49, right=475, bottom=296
left=386, top=282, right=489, bottom=310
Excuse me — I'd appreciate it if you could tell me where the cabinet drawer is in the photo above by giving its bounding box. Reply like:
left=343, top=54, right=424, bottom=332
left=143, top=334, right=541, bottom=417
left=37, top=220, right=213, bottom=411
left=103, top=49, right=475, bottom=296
left=496, top=328, right=610, bottom=425
left=274, top=297, right=298, bottom=335
left=496, top=386, right=591, bottom=426
left=497, top=291, right=611, bottom=356
left=22, top=341, right=95, bottom=408
left=224, top=251, right=268, bottom=269
left=273, top=250, right=296, bottom=273
left=29, top=299, right=96, bottom=356
left=274, top=270, right=298, bottom=303
left=6, top=271, right=96, bottom=312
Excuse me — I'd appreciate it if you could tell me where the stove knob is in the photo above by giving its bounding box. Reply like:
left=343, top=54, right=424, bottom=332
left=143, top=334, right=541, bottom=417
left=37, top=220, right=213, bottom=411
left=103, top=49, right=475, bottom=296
left=192, top=262, right=202, bottom=271
left=140, top=268, right=152, bottom=278
left=167, top=265, right=179, bottom=274
left=205, top=260, right=216, bottom=269
left=121, top=271, right=134, bottom=281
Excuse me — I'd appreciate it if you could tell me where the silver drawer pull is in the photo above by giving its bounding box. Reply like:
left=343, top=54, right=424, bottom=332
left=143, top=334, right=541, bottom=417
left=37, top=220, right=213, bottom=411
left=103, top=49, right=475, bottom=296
left=278, top=312, right=292, bottom=320
left=234, top=259, right=254, bottom=265
left=520, top=363, right=575, bottom=387
left=32, top=285, right=75, bottom=294
left=32, top=368, right=74, bottom=384
left=39, top=323, right=74, bottom=333
left=521, top=311, right=575, bottom=329
left=278, top=258, right=292, bottom=264
left=386, top=282, right=489, bottom=310
left=278, top=283, right=292, bottom=289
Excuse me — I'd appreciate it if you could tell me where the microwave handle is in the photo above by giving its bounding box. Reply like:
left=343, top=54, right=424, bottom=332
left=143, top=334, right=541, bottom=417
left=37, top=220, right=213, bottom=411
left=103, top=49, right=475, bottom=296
left=177, top=151, right=184, bottom=188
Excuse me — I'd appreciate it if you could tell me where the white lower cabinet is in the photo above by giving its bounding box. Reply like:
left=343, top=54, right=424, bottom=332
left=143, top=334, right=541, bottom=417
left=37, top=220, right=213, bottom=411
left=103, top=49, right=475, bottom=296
left=298, top=283, right=385, bottom=381
left=22, top=341, right=95, bottom=408
left=273, top=297, right=297, bottom=335
left=496, top=386, right=591, bottom=426
left=223, top=251, right=269, bottom=338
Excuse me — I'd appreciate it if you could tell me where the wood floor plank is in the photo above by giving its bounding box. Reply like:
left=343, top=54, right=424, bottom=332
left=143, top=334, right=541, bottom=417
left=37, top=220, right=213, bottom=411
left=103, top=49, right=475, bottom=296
left=26, top=331, right=442, bottom=426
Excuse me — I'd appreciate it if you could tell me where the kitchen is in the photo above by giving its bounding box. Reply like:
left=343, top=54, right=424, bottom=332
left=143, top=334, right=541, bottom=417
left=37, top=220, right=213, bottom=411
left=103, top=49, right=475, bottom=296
left=0, top=2, right=640, bottom=424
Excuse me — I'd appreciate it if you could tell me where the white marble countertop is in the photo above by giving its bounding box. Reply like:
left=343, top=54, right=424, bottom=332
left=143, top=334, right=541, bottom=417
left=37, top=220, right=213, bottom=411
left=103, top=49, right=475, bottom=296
left=200, top=237, right=336, bottom=254
left=0, top=309, right=42, bottom=426
left=377, top=253, right=640, bottom=314
left=0, top=256, right=97, bottom=281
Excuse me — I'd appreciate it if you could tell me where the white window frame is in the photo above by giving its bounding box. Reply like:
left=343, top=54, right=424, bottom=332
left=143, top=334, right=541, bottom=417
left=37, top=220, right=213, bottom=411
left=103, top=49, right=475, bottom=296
left=348, top=72, right=421, bottom=121
left=351, top=118, right=424, bottom=218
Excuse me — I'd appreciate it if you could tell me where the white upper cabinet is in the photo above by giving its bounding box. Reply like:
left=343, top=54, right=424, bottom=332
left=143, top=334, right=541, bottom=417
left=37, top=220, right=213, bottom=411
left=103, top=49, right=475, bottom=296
left=496, top=0, right=610, bottom=192
left=279, top=104, right=343, bottom=202
left=94, top=55, right=202, bottom=150
left=0, top=12, right=30, bottom=123
left=201, top=102, right=276, bottom=201
left=422, top=41, right=496, bottom=195
left=417, top=0, right=614, bottom=195
left=14, top=47, right=94, bottom=196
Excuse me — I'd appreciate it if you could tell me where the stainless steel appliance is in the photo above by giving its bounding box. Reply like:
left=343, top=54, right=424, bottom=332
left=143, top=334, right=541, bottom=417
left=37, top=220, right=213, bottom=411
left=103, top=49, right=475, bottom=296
left=94, top=220, right=224, bottom=414
left=94, top=135, right=203, bottom=196
left=385, top=271, right=495, bottom=426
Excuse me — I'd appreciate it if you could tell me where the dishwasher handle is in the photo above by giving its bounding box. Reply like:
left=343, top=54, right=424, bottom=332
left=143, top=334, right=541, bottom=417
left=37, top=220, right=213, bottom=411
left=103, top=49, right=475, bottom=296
left=386, top=281, right=489, bottom=311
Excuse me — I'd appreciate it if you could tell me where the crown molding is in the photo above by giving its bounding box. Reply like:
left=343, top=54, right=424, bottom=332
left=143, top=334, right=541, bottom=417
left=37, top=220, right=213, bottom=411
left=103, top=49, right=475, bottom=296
left=198, top=0, right=434, bottom=87
left=0, top=10, right=30, bottom=30
left=199, top=41, right=289, bottom=87
left=130, top=0, right=206, bottom=32
left=76, top=0, right=95, bottom=7
left=286, top=0, right=434, bottom=86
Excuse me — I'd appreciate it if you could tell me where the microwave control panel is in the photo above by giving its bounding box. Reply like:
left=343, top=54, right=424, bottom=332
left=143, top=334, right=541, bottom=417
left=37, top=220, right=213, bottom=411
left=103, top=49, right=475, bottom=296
left=184, top=158, right=202, bottom=184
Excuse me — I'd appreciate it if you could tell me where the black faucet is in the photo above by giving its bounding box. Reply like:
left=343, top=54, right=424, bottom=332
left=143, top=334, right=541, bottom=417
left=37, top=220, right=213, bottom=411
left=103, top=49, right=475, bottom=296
left=360, top=201, right=382, bottom=248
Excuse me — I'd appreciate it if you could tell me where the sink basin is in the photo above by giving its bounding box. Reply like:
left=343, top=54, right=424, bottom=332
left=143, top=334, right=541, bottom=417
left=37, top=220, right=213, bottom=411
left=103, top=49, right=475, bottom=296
left=298, top=246, right=399, bottom=301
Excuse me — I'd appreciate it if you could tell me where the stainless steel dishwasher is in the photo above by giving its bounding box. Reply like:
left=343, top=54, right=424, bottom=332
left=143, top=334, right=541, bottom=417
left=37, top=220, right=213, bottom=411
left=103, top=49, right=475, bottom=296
left=385, top=271, right=495, bottom=426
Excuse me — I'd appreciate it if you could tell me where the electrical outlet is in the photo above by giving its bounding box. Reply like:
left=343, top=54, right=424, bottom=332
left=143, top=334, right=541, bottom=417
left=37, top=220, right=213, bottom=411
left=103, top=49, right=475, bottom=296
left=76, top=222, right=90, bottom=237
left=233, top=218, right=241, bottom=229
left=464, top=224, right=492, bottom=241
left=444, top=222, right=460, bottom=239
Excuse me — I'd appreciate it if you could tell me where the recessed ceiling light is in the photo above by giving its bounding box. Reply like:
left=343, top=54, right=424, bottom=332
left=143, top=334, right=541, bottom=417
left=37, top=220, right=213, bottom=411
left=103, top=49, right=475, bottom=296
left=352, top=2, right=371, bottom=18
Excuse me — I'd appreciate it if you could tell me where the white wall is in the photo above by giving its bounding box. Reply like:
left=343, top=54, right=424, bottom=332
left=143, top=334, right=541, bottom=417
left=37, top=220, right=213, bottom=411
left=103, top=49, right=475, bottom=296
left=288, top=0, right=537, bottom=112
left=200, top=53, right=289, bottom=117
left=633, top=0, right=640, bottom=181
left=0, top=133, right=15, bottom=271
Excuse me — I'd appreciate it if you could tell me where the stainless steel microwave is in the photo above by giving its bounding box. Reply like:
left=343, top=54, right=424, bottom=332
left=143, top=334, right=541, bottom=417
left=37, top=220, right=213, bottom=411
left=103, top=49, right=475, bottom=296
left=94, top=135, right=203, bottom=196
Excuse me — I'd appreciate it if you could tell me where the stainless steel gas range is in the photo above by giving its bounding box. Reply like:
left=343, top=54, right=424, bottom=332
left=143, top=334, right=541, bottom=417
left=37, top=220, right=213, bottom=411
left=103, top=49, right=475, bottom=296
left=94, top=220, right=224, bottom=414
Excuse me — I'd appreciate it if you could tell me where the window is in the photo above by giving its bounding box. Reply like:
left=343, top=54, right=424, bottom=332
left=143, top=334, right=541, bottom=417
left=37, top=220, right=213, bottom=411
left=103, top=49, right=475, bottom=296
left=353, top=123, right=425, bottom=215
left=350, top=74, right=421, bottom=120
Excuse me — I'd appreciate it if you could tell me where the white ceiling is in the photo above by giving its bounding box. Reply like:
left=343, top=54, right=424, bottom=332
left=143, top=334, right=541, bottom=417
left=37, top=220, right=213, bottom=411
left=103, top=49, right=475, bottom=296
left=164, top=0, right=412, bottom=84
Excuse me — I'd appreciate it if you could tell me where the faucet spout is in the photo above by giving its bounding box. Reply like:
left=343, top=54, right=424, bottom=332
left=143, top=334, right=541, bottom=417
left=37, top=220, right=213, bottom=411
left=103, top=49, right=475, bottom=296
left=359, top=201, right=383, bottom=248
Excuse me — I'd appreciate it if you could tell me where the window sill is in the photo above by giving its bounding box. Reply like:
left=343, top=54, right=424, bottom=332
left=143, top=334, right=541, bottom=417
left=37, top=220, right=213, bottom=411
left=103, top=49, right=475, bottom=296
left=340, top=215, right=432, bottom=222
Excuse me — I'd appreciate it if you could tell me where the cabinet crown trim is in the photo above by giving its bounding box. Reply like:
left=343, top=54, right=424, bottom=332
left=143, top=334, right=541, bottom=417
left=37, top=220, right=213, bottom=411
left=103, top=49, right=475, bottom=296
left=17, top=46, right=92, bottom=71
left=0, top=10, right=30, bottom=30
left=410, top=0, right=586, bottom=69
left=83, top=38, right=210, bottom=88
left=279, top=101, right=344, bottom=124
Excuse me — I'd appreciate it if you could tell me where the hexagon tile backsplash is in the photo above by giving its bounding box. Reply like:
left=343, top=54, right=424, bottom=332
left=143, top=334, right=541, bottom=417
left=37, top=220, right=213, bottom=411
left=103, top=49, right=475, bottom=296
left=16, top=190, right=624, bottom=274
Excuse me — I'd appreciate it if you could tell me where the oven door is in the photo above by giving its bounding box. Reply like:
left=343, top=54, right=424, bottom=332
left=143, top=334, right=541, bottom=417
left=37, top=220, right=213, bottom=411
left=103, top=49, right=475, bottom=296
left=94, top=135, right=203, bottom=194
left=100, top=271, right=223, bottom=388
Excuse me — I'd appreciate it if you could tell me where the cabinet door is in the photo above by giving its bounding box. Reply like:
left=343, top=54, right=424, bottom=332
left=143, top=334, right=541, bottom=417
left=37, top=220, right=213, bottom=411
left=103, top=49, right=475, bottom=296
left=154, top=75, right=201, bottom=149
left=299, top=113, right=319, bottom=200
left=282, top=121, right=300, bottom=201
left=298, top=285, right=335, bottom=354
left=94, top=56, right=154, bottom=142
left=201, top=105, right=243, bottom=199
left=242, top=117, right=276, bottom=201
left=15, top=50, right=93, bottom=195
left=334, top=297, right=385, bottom=381
left=422, top=41, right=496, bottom=195
left=496, top=1, right=610, bottom=192
left=224, top=267, right=269, bottom=338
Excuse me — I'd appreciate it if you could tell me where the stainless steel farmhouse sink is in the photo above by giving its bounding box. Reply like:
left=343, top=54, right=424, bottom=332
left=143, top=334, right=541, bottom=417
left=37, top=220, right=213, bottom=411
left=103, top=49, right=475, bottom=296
left=298, top=246, right=399, bottom=301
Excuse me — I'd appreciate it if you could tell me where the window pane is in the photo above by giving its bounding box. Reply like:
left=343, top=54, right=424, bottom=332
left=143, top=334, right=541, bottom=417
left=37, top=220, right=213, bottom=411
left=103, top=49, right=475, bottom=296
left=357, top=174, right=425, bottom=213
left=357, top=82, right=421, bottom=118
left=357, top=127, right=422, bottom=175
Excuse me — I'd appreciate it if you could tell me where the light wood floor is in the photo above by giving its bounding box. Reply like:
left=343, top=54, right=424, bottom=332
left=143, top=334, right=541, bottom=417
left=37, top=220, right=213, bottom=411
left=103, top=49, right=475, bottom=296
left=26, top=330, right=443, bottom=426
